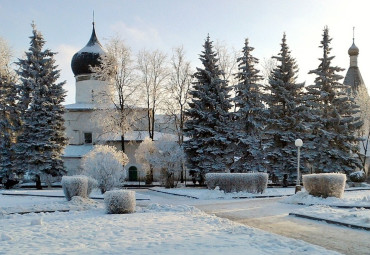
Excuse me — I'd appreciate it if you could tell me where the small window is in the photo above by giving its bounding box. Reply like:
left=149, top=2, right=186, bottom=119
left=84, top=132, right=92, bottom=144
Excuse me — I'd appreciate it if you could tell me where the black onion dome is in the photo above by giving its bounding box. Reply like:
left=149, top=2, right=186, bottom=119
left=71, top=24, right=105, bottom=76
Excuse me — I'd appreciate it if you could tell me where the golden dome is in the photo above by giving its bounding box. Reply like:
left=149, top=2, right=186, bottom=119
left=348, top=42, right=359, bottom=56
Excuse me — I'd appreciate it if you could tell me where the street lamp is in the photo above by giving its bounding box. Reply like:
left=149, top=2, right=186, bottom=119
left=295, top=139, right=303, bottom=194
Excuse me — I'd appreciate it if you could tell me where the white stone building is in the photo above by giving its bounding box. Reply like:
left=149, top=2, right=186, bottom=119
left=62, top=24, right=176, bottom=182
left=343, top=35, right=370, bottom=175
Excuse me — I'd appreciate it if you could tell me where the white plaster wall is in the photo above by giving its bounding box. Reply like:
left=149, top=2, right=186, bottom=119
left=64, top=110, right=103, bottom=145
left=64, top=158, right=83, bottom=176
left=75, top=79, right=108, bottom=104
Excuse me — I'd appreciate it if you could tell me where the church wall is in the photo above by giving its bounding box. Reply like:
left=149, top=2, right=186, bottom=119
left=76, top=79, right=107, bottom=104
left=64, top=157, right=83, bottom=176
left=64, top=110, right=103, bottom=145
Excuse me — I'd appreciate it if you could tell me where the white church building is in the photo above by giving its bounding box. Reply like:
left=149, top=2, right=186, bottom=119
left=62, top=24, right=175, bottom=182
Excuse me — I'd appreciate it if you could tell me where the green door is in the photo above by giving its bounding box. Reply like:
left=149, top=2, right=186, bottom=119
left=128, top=166, right=138, bottom=181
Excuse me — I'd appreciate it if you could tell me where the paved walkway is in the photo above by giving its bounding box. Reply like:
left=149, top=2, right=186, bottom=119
left=195, top=197, right=370, bottom=255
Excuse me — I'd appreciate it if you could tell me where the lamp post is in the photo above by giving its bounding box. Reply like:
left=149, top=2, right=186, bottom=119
left=295, top=139, right=303, bottom=194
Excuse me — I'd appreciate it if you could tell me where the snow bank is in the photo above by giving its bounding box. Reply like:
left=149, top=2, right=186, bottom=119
left=282, top=190, right=370, bottom=208
left=303, top=173, right=346, bottom=198
left=61, top=176, right=88, bottom=201
left=104, top=190, right=136, bottom=214
left=0, top=202, right=342, bottom=255
left=150, top=186, right=295, bottom=200
left=206, top=173, right=268, bottom=193
left=292, top=205, right=370, bottom=229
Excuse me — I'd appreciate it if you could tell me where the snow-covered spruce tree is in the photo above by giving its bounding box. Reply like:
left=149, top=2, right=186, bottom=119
left=263, top=33, right=308, bottom=176
left=184, top=35, right=233, bottom=183
left=231, top=39, right=265, bottom=172
left=15, top=23, right=67, bottom=186
left=0, top=39, right=21, bottom=188
left=305, top=27, right=362, bottom=174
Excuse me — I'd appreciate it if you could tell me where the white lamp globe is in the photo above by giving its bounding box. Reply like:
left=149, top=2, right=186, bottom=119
left=295, top=139, right=303, bottom=147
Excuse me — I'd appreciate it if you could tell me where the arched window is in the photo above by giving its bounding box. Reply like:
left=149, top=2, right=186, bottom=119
left=128, top=166, right=138, bottom=181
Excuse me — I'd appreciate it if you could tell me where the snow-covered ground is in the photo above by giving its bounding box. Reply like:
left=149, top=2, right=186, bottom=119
left=150, top=186, right=295, bottom=199
left=292, top=205, right=370, bottom=229
left=282, top=189, right=370, bottom=207
left=150, top=186, right=370, bottom=230
left=0, top=188, right=344, bottom=255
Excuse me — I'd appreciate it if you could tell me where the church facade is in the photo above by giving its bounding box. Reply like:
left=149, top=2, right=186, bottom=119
left=62, top=24, right=175, bottom=182
left=343, top=36, right=370, bottom=175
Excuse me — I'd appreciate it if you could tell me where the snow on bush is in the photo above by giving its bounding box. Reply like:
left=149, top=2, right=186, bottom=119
left=205, top=173, right=268, bottom=193
left=61, top=176, right=88, bottom=201
left=303, top=173, right=346, bottom=198
left=135, top=137, right=156, bottom=183
left=104, top=190, right=136, bottom=214
left=148, top=135, right=185, bottom=188
left=349, top=170, right=366, bottom=182
left=86, top=176, right=98, bottom=196
left=82, top=145, right=129, bottom=193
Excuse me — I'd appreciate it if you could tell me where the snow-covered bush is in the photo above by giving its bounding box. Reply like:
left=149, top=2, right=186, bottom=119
left=86, top=176, right=98, bottom=196
left=147, top=135, right=185, bottom=188
left=61, top=176, right=88, bottom=201
left=206, top=173, right=268, bottom=193
left=135, top=137, right=156, bottom=184
left=349, top=171, right=366, bottom=182
left=302, top=173, right=346, bottom=198
left=82, top=145, right=129, bottom=194
left=104, top=190, right=136, bottom=214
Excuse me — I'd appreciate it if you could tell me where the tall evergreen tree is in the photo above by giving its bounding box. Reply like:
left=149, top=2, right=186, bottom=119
left=0, top=59, right=21, bottom=187
left=264, top=34, right=307, bottom=175
left=232, top=39, right=265, bottom=172
left=184, top=36, right=233, bottom=182
left=305, top=27, right=362, bottom=174
left=15, top=23, right=67, bottom=184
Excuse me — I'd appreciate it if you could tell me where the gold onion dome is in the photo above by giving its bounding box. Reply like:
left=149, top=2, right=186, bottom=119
left=348, top=42, right=359, bottom=56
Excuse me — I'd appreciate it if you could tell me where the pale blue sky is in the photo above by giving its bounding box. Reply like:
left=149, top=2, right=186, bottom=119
left=1, top=0, right=369, bottom=104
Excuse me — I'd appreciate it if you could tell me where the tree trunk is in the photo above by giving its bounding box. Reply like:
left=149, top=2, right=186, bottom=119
left=121, top=134, right=125, bottom=153
left=35, top=174, right=42, bottom=190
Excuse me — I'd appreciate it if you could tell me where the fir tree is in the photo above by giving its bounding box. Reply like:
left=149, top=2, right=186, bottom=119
left=232, top=39, right=265, bottom=172
left=306, top=27, right=362, bottom=174
left=184, top=36, right=233, bottom=182
left=15, top=23, right=67, bottom=184
left=0, top=65, right=21, bottom=187
left=264, top=33, right=307, bottom=176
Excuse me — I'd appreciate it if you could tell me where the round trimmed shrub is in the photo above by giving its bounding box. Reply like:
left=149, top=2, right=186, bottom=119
left=205, top=173, right=268, bottom=193
left=349, top=171, right=366, bottom=182
left=61, top=176, right=88, bottom=201
left=302, top=173, right=346, bottom=198
left=104, top=190, right=136, bottom=214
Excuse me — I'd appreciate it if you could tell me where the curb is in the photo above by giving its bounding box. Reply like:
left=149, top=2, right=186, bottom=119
left=233, top=194, right=292, bottom=199
left=7, top=209, right=70, bottom=215
left=344, top=188, right=370, bottom=192
left=296, top=202, right=370, bottom=210
left=148, top=188, right=199, bottom=199
left=289, top=212, right=370, bottom=231
left=1, top=193, right=150, bottom=201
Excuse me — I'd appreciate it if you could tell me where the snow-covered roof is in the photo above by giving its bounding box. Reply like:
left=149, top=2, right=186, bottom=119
left=64, top=103, right=96, bottom=111
left=64, top=103, right=147, bottom=111
left=63, top=145, right=94, bottom=158
left=99, top=131, right=178, bottom=142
